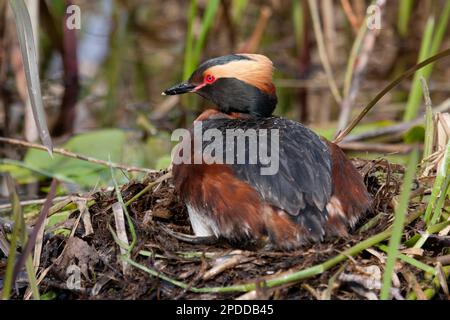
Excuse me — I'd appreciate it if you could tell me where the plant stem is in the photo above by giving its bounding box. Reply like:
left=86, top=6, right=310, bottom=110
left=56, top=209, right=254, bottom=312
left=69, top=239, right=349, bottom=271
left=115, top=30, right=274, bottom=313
left=380, top=149, right=419, bottom=300
left=126, top=208, right=424, bottom=294
left=308, top=0, right=342, bottom=105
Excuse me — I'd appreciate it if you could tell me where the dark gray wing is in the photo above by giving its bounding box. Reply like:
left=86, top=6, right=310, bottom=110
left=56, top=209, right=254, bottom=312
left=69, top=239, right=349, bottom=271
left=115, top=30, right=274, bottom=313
left=201, top=117, right=332, bottom=235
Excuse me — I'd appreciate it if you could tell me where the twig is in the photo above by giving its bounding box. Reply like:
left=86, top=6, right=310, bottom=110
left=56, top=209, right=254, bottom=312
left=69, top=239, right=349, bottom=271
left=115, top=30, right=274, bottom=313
left=125, top=171, right=172, bottom=206
left=0, top=227, right=10, bottom=257
left=112, top=202, right=130, bottom=274
left=401, top=269, right=427, bottom=300
left=337, top=0, right=385, bottom=134
left=302, top=283, right=321, bottom=300
left=435, top=262, right=449, bottom=295
left=2, top=175, right=40, bottom=300
left=343, top=98, right=450, bottom=143
left=23, top=277, right=88, bottom=294
left=407, top=266, right=450, bottom=300
left=324, top=263, right=347, bottom=299
left=436, top=254, right=450, bottom=265
left=321, top=0, right=336, bottom=64
left=334, top=48, right=450, bottom=144
left=344, top=121, right=417, bottom=143
left=275, top=78, right=450, bottom=92
left=237, top=6, right=272, bottom=53
left=0, top=136, right=156, bottom=174
left=110, top=160, right=137, bottom=255
left=0, top=196, right=70, bottom=213
left=337, top=17, right=368, bottom=132
left=340, top=0, right=361, bottom=32
left=13, top=180, right=57, bottom=287
left=150, top=95, right=179, bottom=120
left=158, top=222, right=217, bottom=245
left=76, top=198, right=93, bottom=236
left=235, top=290, right=261, bottom=300
left=203, top=254, right=252, bottom=281
left=339, top=142, right=416, bottom=154
left=357, top=212, right=383, bottom=233
left=125, top=207, right=425, bottom=294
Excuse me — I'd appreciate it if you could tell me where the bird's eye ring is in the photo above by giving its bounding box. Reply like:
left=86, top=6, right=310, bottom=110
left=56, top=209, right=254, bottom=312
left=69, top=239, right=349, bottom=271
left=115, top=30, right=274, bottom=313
left=205, top=74, right=215, bottom=84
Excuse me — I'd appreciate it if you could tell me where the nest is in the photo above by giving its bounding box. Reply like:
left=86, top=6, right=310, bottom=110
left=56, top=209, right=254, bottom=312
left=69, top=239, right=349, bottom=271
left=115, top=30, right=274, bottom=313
left=8, top=159, right=449, bottom=300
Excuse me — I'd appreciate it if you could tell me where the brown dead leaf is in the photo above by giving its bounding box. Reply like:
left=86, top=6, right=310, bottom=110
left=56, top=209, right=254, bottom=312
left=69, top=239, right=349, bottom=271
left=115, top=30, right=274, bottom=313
left=55, top=237, right=99, bottom=280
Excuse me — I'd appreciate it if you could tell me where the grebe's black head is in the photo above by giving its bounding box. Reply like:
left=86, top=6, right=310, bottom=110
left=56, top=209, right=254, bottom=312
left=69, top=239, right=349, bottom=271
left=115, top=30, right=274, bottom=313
left=163, top=54, right=277, bottom=117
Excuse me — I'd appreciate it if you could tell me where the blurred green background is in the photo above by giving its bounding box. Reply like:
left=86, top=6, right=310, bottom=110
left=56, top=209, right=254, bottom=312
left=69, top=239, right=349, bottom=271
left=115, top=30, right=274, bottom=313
left=1, top=0, right=450, bottom=198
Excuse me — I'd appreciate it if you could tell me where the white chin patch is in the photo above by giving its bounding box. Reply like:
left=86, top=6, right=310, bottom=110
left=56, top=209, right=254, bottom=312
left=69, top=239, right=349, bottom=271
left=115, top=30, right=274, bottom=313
left=186, top=205, right=218, bottom=237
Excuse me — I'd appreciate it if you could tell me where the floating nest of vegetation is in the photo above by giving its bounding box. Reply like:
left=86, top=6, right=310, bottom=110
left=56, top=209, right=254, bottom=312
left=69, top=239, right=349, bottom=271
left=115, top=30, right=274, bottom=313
left=3, top=158, right=449, bottom=300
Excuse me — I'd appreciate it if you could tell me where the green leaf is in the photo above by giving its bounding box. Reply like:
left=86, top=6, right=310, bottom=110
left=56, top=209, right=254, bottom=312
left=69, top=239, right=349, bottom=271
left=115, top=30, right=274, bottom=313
left=40, top=291, right=57, bottom=300
left=9, top=0, right=53, bottom=153
left=23, top=129, right=127, bottom=187
left=403, top=125, right=425, bottom=143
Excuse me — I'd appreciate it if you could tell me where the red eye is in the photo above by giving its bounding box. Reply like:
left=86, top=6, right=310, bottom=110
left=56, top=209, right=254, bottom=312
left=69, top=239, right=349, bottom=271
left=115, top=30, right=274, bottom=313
left=205, top=74, right=215, bottom=84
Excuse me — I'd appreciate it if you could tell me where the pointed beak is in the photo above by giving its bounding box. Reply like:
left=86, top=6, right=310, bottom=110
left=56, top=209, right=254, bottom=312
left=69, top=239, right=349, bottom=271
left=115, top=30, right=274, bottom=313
left=162, top=82, right=197, bottom=96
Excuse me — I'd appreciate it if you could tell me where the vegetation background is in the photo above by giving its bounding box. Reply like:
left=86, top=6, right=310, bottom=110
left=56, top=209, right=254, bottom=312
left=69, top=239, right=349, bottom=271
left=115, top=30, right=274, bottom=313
left=0, top=0, right=450, bottom=300
left=0, top=0, right=449, bottom=194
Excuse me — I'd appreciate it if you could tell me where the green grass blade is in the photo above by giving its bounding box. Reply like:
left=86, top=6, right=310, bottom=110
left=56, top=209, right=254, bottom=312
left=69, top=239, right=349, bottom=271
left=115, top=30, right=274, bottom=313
left=422, top=80, right=434, bottom=161
left=192, top=0, right=220, bottom=68
left=413, top=219, right=450, bottom=250
left=24, top=256, right=39, bottom=299
left=232, top=0, right=248, bottom=22
left=427, top=220, right=450, bottom=234
left=334, top=48, right=450, bottom=143
left=292, top=0, right=305, bottom=53
left=2, top=175, right=22, bottom=300
left=1, top=175, right=40, bottom=299
left=182, top=0, right=198, bottom=80
left=404, top=4, right=450, bottom=122
left=423, top=138, right=450, bottom=224
left=429, top=173, right=450, bottom=225
left=403, top=17, right=434, bottom=122
left=398, top=0, right=414, bottom=37
left=380, top=148, right=419, bottom=300
left=407, top=266, right=450, bottom=300
left=103, top=6, right=128, bottom=126
left=377, top=245, right=436, bottom=275
left=8, top=0, right=53, bottom=154
left=126, top=209, right=424, bottom=294
left=428, top=1, right=450, bottom=70
left=15, top=180, right=57, bottom=300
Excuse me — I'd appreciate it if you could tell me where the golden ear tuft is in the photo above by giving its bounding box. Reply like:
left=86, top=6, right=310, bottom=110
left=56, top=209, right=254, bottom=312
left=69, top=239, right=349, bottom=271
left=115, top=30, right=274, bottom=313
left=205, top=54, right=275, bottom=94
left=238, top=54, right=274, bottom=70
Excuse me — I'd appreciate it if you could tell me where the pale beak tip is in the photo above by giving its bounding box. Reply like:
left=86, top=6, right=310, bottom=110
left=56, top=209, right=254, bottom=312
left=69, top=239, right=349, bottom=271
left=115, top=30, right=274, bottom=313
left=161, top=92, right=166, bottom=96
